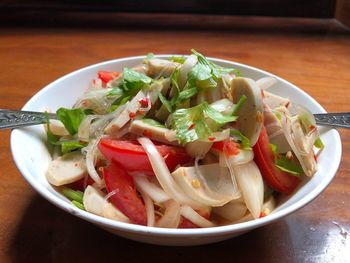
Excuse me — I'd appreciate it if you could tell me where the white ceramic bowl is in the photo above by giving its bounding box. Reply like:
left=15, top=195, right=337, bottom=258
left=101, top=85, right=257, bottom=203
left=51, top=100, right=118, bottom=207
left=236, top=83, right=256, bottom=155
left=11, top=55, right=342, bottom=246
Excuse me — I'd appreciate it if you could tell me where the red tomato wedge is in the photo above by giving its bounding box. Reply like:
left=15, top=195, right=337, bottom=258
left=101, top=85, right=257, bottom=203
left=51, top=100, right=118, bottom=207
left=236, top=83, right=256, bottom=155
left=103, top=161, right=147, bottom=225
left=253, top=127, right=300, bottom=194
left=98, top=139, right=193, bottom=176
left=212, top=140, right=240, bottom=156
left=98, top=71, right=121, bottom=85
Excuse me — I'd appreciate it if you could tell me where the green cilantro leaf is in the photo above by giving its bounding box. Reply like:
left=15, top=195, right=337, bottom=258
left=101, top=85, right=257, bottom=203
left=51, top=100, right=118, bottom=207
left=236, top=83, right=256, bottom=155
left=119, top=67, right=152, bottom=92
left=61, top=141, right=86, bottom=154
left=172, top=102, right=237, bottom=144
left=170, top=56, right=186, bottom=64
left=230, top=129, right=252, bottom=150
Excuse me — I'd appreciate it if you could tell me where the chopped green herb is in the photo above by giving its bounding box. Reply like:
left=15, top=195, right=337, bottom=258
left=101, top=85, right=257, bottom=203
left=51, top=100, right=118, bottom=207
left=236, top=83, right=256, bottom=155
left=270, top=143, right=303, bottom=176
left=232, top=95, right=247, bottom=116
left=191, top=49, right=241, bottom=79
left=146, top=53, right=155, bottom=60
left=172, top=102, right=237, bottom=144
left=72, top=200, right=85, bottom=210
left=61, top=141, right=86, bottom=154
left=119, top=67, right=152, bottom=92
left=269, top=143, right=278, bottom=155
left=170, top=68, right=180, bottom=93
left=44, top=112, right=59, bottom=145
left=56, top=108, right=86, bottom=135
left=314, top=136, right=324, bottom=149
left=177, top=87, right=198, bottom=103
left=170, top=56, right=186, bottom=64
left=62, top=187, right=84, bottom=203
left=158, top=92, right=173, bottom=113
left=276, top=156, right=303, bottom=176
left=230, top=129, right=252, bottom=150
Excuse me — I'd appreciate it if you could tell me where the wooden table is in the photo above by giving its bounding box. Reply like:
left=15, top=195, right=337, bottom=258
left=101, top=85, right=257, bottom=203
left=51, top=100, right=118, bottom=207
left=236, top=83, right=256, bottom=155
left=0, top=17, right=349, bottom=262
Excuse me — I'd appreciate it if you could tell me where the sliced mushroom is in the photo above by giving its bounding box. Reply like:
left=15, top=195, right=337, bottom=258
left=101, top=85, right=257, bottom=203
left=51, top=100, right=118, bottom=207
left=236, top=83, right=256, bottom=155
left=46, top=151, right=86, bottom=186
left=171, top=164, right=235, bottom=207
left=230, top=77, right=264, bottom=146
left=129, top=119, right=178, bottom=145
left=147, top=58, right=179, bottom=78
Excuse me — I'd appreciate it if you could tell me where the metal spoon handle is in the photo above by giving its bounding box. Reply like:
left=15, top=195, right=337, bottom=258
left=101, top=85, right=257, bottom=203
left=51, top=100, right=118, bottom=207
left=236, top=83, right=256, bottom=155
left=314, top=112, right=350, bottom=129
left=0, top=109, right=56, bottom=130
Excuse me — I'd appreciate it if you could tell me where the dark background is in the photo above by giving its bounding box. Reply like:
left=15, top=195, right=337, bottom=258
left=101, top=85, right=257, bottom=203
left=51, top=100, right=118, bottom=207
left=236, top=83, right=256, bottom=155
left=0, top=0, right=337, bottom=17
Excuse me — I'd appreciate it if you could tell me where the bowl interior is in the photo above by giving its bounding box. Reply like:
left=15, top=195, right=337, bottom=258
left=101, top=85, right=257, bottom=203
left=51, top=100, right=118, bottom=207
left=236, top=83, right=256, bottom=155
left=10, top=55, right=342, bottom=240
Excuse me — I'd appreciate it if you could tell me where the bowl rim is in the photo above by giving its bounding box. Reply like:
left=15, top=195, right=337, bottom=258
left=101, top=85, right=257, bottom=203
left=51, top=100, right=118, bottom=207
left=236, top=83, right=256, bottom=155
left=11, top=54, right=342, bottom=237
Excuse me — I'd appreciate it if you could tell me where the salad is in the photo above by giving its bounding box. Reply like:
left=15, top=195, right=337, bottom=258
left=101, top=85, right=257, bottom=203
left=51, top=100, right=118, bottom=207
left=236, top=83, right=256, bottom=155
left=45, top=50, right=324, bottom=228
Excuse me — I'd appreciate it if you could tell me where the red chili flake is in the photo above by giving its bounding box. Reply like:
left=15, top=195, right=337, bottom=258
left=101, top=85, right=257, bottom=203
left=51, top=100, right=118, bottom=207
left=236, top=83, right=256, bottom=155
left=136, top=110, right=144, bottom=116
left=188, top=123, right=195, bottom=130
left=208, top=137, right=216, bottom=141
left=259, top=212, right=267, bottom=218
left=143, top=130, right=152, bottom=138
left=285, top=101, right=290, bottom=108
left=129, top=112, right=136, bottom=119
left=138, top=97, right=149, bottom=108
left=309, top=125, right=317, bottom=133
left=313, top=154, right=318, bottom=162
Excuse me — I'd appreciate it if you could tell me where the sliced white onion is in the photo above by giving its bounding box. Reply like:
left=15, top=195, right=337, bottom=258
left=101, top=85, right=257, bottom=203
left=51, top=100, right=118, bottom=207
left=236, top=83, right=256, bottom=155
left=213, top=199, right=247, bottom=222
left=133, top=174, right=171, bottom=203
left=280, top=111, right=317, bottom=177
left=180, top=205, right=216, bottom=228
left=172, top=163, right=235, bottom=207
left=222, top=142, right=242, bottom=199
left=220, top=149, right=254, bottom=167
left=104, top=189, right=118, bottom=202
left=85, top=137, right=104, bottom=187
left=256, top=77, right=277, bottom=90
left=185, top=141, right=213, bottom=157
left=89, top=104, right=127, bottom=138
left=235, top=194, right=276, bottom=223
left=140, top=190, right=155, bottom=227
left=156, top=200, right=181, bottom=228
left=78, top=115, right=100, bottom=142
left=234, top=161, right=264, bottom=219
left=137, top=137, right=201, bottom=207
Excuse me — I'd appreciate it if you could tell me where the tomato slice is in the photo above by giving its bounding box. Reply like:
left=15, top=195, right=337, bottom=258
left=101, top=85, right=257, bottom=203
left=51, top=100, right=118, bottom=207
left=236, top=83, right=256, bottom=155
left=103, top=161, right=147, bottom=225
left=98, top=139, right=192, bottom=175
left=253, top=127, right=300, bottom=194
left=212, top=140, right=240, bottom=156
left=98, top=71, right=121, bottom=85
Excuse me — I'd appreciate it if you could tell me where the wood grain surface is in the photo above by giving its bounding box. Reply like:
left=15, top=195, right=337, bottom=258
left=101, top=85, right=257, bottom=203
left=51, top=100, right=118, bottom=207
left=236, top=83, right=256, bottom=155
left=0, top=18, right=349, bottom=263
